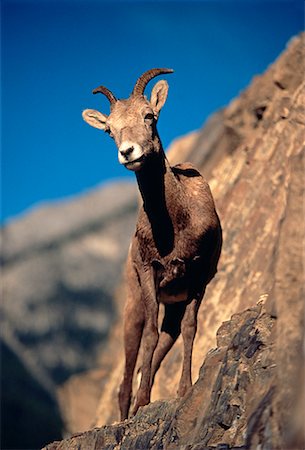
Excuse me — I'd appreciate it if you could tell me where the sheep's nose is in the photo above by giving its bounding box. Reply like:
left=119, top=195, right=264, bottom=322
left=118, top=141, right=142, bottom=166
left=120, top=146, right=134, bottom=158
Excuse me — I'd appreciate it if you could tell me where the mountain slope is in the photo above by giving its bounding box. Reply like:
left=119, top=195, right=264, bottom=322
left=1, top=181, right=138, bottom=448
left=47, top=33, right=305, bottom=449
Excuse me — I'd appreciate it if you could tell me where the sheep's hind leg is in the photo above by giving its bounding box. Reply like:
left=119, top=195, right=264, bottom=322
left=151, top=302, right=186, bottom=386
left=177, top=294, right=203, bottom=398
left=118, top=282, right=144, bottom=420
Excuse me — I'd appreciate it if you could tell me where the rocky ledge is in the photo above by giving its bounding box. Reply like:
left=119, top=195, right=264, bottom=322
left=44, top=301, right=278, bottom=449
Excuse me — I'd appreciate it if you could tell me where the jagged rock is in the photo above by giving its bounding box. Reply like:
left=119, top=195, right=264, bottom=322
left=49, top=33, right=305, bottom=449
left=41, top=302, right=279, bottom=449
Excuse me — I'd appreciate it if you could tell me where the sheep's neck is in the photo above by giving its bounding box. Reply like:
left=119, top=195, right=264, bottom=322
left=136, top=143, right=179, bottom=257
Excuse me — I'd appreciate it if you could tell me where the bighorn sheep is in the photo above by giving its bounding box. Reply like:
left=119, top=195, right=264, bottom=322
left=82, top=68, right=222, bottom=420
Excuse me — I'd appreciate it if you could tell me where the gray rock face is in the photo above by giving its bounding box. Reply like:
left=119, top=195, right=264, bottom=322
left=1, top=181, right=138, bottom=391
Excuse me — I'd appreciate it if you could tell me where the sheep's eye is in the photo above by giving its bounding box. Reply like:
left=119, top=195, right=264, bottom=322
left=144, top=113, right=154, bottom=122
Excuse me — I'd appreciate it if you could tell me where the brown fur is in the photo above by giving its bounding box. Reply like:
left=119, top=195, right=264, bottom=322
left=82, top=69, right=222, bottom=420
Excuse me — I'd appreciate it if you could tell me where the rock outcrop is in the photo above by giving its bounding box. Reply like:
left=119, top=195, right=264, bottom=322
left=45, top=33, right=305, bottom=449
left=43, top=302, right=279, bottom=449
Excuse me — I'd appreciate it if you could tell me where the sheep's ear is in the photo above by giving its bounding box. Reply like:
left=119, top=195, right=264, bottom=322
left=150, top=80, right=169, bottom=116
left=82, top=109, right=108, bottom=130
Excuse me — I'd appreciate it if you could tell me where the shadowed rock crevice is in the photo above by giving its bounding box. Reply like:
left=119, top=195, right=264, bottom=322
left=1, top=340, right=63, bottom=450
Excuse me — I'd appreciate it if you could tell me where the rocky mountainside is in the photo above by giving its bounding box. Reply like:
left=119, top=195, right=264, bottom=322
left=45, top=33, right=305, bottom=449
left=1, top=181, right=138, bottom=449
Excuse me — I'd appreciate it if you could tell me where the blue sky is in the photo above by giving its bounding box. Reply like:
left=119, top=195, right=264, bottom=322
left=2, top=0, right=303, bottom=222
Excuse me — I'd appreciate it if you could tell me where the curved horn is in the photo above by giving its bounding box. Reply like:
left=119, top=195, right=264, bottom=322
left=132, top=68, right=174, bottom=96
left=92, top=85, right=117, bottom=106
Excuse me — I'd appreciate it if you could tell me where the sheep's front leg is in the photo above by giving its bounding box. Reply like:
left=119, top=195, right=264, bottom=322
left=118, top=256, right=144, bottom=420
left=118, top=293, right=144, bottom=420
left=177, top=294, right=203, bottom=398
left=132, top=269, right=159, bottom=415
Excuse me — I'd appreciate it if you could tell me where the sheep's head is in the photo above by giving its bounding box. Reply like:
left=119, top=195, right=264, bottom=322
left=82, top=68, right=173, bottom=171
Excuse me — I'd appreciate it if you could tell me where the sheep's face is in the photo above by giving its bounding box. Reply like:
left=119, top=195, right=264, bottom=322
left=82, top=80, right=169, bottom=172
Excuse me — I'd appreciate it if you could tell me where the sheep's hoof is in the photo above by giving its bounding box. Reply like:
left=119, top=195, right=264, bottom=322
left=132, top=393, right=150, bottom=416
